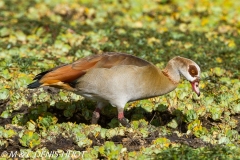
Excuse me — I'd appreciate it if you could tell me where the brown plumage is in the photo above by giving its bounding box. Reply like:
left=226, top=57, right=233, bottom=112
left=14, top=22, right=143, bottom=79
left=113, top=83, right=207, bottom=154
left=28, top=52, right=201, bottom=127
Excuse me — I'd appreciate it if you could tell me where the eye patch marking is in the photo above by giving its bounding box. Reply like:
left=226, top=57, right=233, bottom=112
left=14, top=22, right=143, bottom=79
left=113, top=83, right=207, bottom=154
left=188, top=65, right=198, bottom=77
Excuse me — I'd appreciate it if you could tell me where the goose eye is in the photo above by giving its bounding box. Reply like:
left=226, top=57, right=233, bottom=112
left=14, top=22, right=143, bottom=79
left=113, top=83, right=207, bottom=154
left=188, top=65, right=198, bottom=77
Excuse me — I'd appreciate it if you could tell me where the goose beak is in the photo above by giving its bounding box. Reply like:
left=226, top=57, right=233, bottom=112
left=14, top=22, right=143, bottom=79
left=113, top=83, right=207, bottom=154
left=191, top=80, right=200, bottom=97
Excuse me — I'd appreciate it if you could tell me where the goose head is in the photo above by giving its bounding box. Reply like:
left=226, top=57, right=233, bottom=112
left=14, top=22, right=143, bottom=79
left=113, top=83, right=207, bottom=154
left=174, top=56, right=201, bottom=96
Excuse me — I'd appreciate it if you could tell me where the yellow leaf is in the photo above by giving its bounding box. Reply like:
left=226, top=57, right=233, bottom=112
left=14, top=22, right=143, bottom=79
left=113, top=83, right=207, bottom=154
left=216, top=57, right=223, bottom=63
left=147, top=37, right=160, bottom=46
left=184, top=42, right=193, bottom=49
left=201, top=18, right=208, bottom=26
left=228, top=40, right=236, bottom=48
left=133, top=21, right=143, bottom=28
left=28, top=131, right=33, bottom=137
left=29, top=141, right=33, bottom=148
left=38, top=116, right=42, bottom=121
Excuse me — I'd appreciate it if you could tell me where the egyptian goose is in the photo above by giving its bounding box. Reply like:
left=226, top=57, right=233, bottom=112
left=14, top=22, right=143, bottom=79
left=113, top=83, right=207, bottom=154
left=28, top=52, right=201, bottom=127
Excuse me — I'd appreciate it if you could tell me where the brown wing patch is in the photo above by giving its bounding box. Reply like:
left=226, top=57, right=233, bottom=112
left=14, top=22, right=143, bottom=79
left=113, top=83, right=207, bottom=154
left=72, top=52, right=150, bottom=70
left=35, top=53, right=151, bottom=90
left=39, top=65, right=86, bottom=83
left=39, top=55, right=102, bottom=86
left=41, top=81, right=75, bottom=91
left=72, top=54, right=102, bottom=70
left=188, top=65, right=198, bottom=77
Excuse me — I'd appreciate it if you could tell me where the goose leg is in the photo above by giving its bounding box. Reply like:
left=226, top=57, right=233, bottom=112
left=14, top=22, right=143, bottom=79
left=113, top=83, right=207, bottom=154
left=91, top=102, right=105, bottom=124
left=117, top=108, right=130, bottom=128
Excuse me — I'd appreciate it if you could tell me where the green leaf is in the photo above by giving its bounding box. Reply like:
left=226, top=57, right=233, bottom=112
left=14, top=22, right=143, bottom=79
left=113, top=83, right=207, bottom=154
left=37, top=115, right=58, bottom=130
left=167, top=119, right=178, bottom=129
left=210, top=106, right=223, bottom=120
left=212, top=67, right=225, bottom=76
left=153, top=137, right=171, bottom=145
left=99, top=141, right=123, bottom=159
left=100, top=128, right=107, bottom=139
left=138, top=99, right=154, bottom=112
left=74, top=132, right=92, bottom=148
left=185, top=109, right=197, bottom=122
left=106, top=129, right=118, bottom=139
left=1, top=111, right=10, bottom=118
left=26, top=121, right=36, bottom=131
left=230, top=103, right=240, bottom=114
left=19, top=131, right=41, bottom=148
left=0, top=88, right=9, bottom=100
left=4, top=129, right=16, bottom=138
left=0, top=127, right=16, bottom=139
left=205, top=96, right=214, bottom=105
left=1, top=69, right=11, bottom=79
left=108, top=118, right=119, bottom=128
left=0, top=27, right=10, bottom=37
left=218, top=137, right=230, bottom=144
left=14, top=31, right=26, bottom=42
